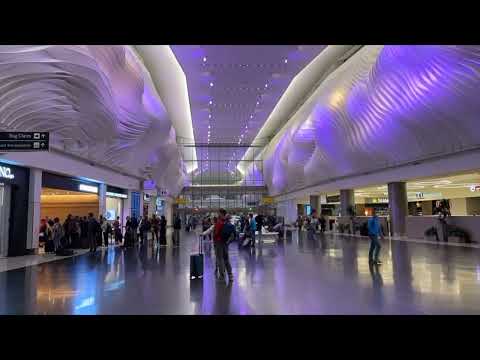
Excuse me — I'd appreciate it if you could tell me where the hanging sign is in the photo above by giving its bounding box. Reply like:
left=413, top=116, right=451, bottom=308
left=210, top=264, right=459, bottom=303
left=0, top=132, right=49, bottom=152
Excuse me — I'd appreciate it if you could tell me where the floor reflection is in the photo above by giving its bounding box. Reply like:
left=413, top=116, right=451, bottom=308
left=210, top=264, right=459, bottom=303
left=1, top=231, right=480, bottom=314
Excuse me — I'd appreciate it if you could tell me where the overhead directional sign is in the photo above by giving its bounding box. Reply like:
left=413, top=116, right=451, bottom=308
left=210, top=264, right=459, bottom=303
left=0, top=132, right=49, bottom=152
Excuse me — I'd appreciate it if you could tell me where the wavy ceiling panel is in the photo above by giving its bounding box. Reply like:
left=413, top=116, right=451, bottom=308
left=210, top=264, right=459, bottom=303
left=263, top=45, right=480, bottom=196
left=0, top=45, right=185, bottom=195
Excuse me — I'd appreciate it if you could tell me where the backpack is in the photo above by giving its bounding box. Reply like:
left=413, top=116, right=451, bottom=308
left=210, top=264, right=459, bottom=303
left=221, top=222, right=236, bottom=243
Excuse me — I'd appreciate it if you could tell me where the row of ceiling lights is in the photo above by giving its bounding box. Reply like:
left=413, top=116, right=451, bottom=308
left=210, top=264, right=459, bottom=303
left=202, top=54, right=288, bottom=173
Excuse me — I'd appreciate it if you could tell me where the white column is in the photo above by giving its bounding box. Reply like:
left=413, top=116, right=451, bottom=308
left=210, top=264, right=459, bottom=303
left=98, top=183, right=107, bottom=218
left=139, top=183, right=144, bottom=218
left=165, top=197, right=174, bottom=225
left=26, top=168, right=42, bottom=252
left=387, top=182, right=408, bottom=237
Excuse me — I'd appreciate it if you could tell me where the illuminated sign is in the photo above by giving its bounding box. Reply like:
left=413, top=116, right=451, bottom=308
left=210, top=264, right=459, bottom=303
left=262, top=196, right=274, bottom=204
left=106, top=191, right=128, bottom=199
left=79, top=184, right=98, bottom=194
left=0, top=166, right=14, bottom=180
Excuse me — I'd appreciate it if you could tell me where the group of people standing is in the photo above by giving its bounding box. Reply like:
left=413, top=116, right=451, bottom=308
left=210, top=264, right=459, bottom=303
left=39, top=212, right=182, bottom=254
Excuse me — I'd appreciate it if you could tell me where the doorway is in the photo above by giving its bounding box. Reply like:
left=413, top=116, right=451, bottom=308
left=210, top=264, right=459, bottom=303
left=0, top=184, right=11, bottom=257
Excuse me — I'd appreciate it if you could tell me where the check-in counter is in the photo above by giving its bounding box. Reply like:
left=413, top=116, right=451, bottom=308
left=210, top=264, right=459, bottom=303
left=406, top=216, right=480, bottom=243
left=335, top=216, right=388, bottom=235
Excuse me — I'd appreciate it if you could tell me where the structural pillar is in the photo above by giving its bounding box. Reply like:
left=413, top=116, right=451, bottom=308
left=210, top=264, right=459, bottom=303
left=309, top=195, right=320, bottom=215
left=138, top=183, right=144, bottom=219
left=26, top=168, right=42, bottom=253
left=387, top=181, right=408, bottom=237
left=340, top=189, right=355, bottom=217
left=98, top=183, right=107, bottom=218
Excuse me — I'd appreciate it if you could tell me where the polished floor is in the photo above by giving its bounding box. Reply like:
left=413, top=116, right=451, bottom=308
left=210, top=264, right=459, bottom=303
left=1, top=230, right=480, bottom=315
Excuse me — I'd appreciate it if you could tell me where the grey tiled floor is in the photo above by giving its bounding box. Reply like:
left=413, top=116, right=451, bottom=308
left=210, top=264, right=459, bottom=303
left=1, top=230, right=480, bottom=315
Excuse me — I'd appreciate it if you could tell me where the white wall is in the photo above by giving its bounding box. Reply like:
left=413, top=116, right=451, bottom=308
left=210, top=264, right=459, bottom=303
left=450, top=198, right=467, bottom=216
left=2, top=150, right=142, bottom=190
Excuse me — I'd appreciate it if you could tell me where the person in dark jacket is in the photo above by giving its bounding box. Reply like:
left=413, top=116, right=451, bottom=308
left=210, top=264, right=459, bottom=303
left=131, top=216, right=139, bottom=243
left=173, top=215, right=182, bottom=247
left=87, top=213, right=98, bottom=253
left=213, top=209, right=234, bottom=283
left=124, top=216, right=133, bottom=247
left=159, top=215, right=167, bottom=246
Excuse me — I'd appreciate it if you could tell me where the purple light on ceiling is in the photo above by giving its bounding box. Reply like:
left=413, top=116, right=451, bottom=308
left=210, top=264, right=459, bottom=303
left=264, top=45, right=480, bottom=195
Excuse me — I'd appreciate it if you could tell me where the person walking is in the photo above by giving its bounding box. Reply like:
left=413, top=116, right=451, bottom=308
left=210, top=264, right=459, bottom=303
left=113, top=216, right=122, bottom=244
left=151, top=215, right=160, bottom=245
left=52, top=217, right=64, bottom=252
left=159, top=215, right=167, bottom=246
left=248, top=213, right=257, bottom=248
left=367, top=209, right=384, bottom=265
left=87, top=213, right=98, bottom=253
left=213, top=209, right=234, bottom=283
left=101, top=217, right=109, bottom=247
left=319, top=214, right=326, bottom=233
left=173, top=214, right=182, bottom=247
left=255, top=213, right=264, bottom=245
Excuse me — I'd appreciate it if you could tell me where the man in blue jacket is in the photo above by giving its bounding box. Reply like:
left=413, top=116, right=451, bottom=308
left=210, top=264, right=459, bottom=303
left=367, top=209, right=383, bottom=265
left=249, top=213, right=257, bottom=248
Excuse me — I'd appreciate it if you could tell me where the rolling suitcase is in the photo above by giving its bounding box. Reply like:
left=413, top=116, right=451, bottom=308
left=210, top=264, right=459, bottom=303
left=190, top=235, right=204, bottom=279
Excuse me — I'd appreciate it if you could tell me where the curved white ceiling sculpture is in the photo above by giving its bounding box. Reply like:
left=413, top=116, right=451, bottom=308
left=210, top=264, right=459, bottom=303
left=0, top=45, right=185, bottom=195
left=264, top=45, right=480, bottom=196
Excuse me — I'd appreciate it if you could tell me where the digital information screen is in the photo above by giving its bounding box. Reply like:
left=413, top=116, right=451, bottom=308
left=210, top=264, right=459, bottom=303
left=0, top=132, right=49, bottom=152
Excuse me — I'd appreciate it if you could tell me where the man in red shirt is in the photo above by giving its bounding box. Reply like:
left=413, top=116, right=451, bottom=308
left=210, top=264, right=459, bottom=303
left=214, top=208, right=233, bottom=282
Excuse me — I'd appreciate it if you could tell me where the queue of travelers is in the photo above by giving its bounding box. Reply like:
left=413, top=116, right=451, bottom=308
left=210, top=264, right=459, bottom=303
left=39, top=212, right=182, bottom=254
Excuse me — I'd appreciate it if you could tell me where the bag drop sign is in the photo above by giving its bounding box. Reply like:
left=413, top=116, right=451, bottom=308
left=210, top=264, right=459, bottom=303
left=0, top=166, right=14, bottom=180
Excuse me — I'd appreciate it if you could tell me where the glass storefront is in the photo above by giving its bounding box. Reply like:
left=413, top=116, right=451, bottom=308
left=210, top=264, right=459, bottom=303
left=106, top=196, right=123, bottom=221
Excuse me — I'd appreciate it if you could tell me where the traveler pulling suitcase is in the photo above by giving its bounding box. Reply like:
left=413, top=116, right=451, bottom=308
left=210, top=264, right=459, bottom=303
left=190, top=234, right=204, bottom=279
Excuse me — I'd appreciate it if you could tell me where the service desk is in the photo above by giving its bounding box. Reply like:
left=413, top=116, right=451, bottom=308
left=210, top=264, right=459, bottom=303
left=406, top=216, right=480, bottom=243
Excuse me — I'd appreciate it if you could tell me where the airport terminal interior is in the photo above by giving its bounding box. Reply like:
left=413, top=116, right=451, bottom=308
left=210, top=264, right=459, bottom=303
left=1, top=45, right=480, bottom=315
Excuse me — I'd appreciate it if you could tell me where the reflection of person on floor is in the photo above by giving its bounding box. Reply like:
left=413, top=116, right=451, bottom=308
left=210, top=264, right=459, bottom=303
left=213, top=281, right=233, bottom=315
left=369, top=262, right=384, bottom=291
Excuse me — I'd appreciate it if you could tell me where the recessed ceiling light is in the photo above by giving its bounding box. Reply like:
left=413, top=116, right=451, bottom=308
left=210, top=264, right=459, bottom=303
left=250, top=115, right=253, bottom=119
left=284, top=58, right=288, bottom=64
left=209, top=100, right=213, bottom=105
left=265, top=83, right=268, bottom=88
left=203, top=57, right=207, bottom=62
left=208, top=114, right=212, bottom=118
left=210, top=82, right=214, bottom=87
left=256, top=101, right=259, bottom=105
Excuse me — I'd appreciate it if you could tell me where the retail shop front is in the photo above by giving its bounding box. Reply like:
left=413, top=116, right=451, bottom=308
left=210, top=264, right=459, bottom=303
left=105, top=186, right=128, bottom=222
left=0, top=162, right=30, bottom=257
left=41, top=172, right=100, bottom=222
